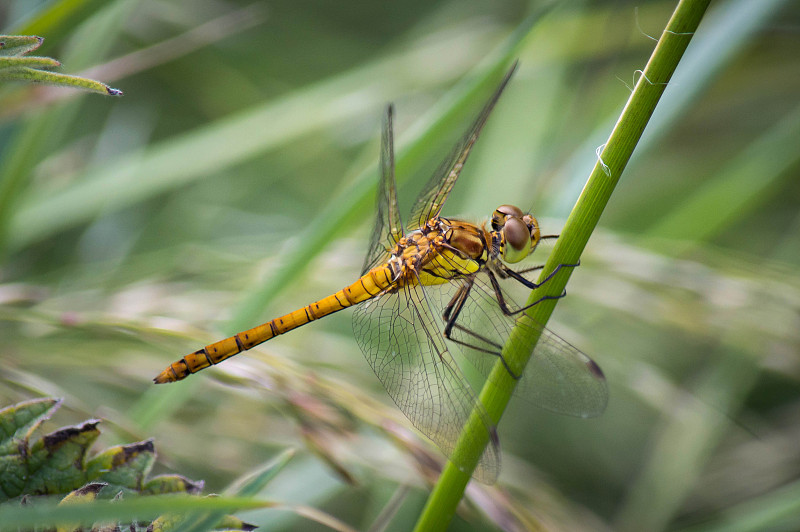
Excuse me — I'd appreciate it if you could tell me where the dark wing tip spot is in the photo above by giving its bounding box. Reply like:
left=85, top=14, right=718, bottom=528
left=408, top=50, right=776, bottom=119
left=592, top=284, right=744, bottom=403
left=586, top=359, right=605, bottom=380
left=489, top=426, right=500, bottom=446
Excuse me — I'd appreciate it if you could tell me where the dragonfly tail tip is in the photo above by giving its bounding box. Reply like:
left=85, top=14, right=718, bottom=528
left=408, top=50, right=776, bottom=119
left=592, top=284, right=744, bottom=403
left=153, top=372, right=172, bottom=384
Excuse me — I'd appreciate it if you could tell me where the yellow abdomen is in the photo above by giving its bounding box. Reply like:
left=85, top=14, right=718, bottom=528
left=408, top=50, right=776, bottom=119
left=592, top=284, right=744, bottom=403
left=154, top=264, right=394, bottom=383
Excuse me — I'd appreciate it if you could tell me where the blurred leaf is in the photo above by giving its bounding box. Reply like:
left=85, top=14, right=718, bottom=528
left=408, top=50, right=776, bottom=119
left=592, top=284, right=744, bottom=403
left=0, top=494, right=268, bottom=529
left=614, top=348, right=760, bottom=531
left=10, top=0, right=112, bottom=48
left=647, top=104, right=800, bottom=249
left=225, top=449, right=296, bottom=497
left=366, top=484, right=410, bottom=532
left=677, top=477, right=800, bottom=532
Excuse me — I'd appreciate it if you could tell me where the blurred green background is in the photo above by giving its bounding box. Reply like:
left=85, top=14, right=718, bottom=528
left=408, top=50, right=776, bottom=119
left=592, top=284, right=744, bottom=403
left=1, top=0, right=799, bottom=530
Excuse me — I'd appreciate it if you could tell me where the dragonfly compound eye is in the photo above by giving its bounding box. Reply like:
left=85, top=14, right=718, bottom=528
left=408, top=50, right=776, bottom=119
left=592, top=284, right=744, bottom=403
left=491, top=204, right=523, bottom=231
left=502, top=217, right=532, bottom=263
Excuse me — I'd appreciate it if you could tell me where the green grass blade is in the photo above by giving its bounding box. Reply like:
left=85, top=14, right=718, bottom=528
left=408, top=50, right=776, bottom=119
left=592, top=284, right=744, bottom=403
left=0, top=494, right=268, bottom=529
left=676, top=477, right=800, bottom=532
left=646, top=103, right=800, bottom=249
left=225, top=449, right=296, bottom=497
left=10, top=0, right=112, bottom=47
left=413, top=1, right=712, bottom=530
left=614, top=346, right=759, bottom=531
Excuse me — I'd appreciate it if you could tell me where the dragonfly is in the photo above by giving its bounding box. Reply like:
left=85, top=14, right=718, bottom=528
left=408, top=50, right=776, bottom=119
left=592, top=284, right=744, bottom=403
left=154, top=63, right=607, bottom=483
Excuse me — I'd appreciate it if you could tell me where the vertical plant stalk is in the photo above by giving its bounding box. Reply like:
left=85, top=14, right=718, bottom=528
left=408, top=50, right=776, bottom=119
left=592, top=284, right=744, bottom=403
left=413, top=1, right=712, bottom=530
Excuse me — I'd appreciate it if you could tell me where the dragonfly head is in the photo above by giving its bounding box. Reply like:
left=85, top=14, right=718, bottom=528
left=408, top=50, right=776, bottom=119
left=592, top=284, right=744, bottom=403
left=491, top=204, right=540, bottom=264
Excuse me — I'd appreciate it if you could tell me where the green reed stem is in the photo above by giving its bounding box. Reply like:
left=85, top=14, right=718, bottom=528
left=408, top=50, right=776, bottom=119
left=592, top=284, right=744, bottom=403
left=413, top=1, right=712, bottom=530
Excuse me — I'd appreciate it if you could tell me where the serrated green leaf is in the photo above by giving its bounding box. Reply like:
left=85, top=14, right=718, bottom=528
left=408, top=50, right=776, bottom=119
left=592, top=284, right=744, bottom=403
left=0, top=399, right=253, bottom=529
left=25, top=420, right=100, bottom=495
left=0, top=397, right=62, bottom=455
left=85, top=439, right=156, bottom=493
left=0, top=398, right=63, bottom=501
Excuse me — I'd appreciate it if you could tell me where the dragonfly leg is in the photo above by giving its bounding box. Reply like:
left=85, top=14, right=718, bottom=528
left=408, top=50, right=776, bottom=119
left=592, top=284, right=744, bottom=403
left=441, top=281, right=471, bottom=336
left=514, top=264, right=544, bottom=276
left=442, top=279, right=522, bottom=380
left=487, top=269, right=570, bottom=317
left=500, top=260, right=580, bottom=290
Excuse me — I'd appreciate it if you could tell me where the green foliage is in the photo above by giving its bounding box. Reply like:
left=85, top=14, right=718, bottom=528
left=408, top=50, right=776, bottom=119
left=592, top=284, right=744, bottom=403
left=0, top=398, right=253, bottom=531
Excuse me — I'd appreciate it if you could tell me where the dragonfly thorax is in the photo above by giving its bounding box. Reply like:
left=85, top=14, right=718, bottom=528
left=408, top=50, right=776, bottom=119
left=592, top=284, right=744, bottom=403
left=385, top=217, right=490, bottom=287
left=491, top=204, right=541, bottom=264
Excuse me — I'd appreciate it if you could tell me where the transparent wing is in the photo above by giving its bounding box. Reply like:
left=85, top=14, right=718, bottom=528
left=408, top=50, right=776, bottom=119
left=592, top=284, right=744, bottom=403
left=362, top=104, right=405, bottom=275
left=424, top=267, right=608, bottom=418
left=407, top=62, right=517, bottom=231
left=352, top=281, right=500, bottom=483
